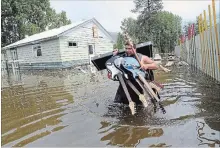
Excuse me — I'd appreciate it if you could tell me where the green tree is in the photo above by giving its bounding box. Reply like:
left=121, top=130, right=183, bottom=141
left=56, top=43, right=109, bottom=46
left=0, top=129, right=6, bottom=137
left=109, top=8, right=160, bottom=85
left=47, top=10, right=71, bottom=29
left=132, top=0, right=163, bottom=42
left=1, top=0, right=71, bottom=47
left=120, top=17, right=139, bottom=44
left=132, top=0, right=163, bottom=19
left=120, top=11, right=182, bottom=53
left=116, top=32, right=124, bottom=50
left=120, top=0, right=183, bottom=53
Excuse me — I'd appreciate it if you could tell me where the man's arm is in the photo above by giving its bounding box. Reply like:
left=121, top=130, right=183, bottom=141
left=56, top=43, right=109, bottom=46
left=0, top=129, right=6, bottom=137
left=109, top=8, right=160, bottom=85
left=140, top=56, right=158, bottom=70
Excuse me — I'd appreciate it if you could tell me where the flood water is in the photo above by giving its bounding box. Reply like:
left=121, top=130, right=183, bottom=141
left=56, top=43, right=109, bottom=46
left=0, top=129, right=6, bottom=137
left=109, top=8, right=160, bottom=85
left=1, top=65, right=220, bottom=147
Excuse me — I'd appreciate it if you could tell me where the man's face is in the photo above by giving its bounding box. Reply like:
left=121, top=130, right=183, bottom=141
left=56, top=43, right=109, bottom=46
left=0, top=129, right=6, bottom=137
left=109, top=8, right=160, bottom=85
left=113, top=49, right=118, bottom=55
left=125, top=44, right=134, bottom=56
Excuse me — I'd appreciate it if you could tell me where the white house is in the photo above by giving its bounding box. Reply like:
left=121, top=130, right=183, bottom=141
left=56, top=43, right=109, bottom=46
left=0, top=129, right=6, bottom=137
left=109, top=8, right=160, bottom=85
left=2, top=18, right=115, bottom=69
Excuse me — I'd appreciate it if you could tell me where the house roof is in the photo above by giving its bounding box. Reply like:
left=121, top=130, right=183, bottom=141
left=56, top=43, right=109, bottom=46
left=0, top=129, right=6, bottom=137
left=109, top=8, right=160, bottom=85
left=2, top=18, right=114, bottom=50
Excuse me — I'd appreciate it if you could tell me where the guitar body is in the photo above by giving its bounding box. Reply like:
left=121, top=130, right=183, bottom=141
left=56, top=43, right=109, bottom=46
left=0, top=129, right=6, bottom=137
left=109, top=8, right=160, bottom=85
left=121, top=57, right=146, bottom=79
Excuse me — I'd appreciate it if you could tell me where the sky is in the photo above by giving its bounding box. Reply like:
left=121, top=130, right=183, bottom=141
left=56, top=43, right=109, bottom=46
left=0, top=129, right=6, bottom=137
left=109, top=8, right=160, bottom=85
left=50, top=0, right=220, bottom=32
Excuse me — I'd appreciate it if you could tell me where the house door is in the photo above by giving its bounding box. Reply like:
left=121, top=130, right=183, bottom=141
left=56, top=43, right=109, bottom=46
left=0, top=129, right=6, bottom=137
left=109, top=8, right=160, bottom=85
left=10, top=48, right=19, bottom=68
left=11, top=49, right=18, bottom=60
left=88, top=44, right=95, bottom=64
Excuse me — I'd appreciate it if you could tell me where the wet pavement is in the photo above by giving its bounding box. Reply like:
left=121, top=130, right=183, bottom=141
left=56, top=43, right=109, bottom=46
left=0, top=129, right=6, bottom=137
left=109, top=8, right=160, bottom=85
left=1, top=65, right=220, bottom=147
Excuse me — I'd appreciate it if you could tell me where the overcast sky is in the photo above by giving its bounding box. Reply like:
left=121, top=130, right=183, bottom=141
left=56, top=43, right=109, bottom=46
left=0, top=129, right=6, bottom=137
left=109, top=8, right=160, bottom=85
left=50, top=0, right=220, bottom=32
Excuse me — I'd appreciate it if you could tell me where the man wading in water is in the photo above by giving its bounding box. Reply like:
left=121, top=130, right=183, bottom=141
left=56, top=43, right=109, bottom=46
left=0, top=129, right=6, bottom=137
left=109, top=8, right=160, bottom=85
left=113, top=41, right=159, bottom=104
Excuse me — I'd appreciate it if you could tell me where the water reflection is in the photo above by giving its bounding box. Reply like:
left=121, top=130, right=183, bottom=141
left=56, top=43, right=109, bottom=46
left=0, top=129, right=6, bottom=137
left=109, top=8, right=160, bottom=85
left=1, top=65, right=220, bottom=147
left=1, top=69, right=22, bottom=87
left=1, top=70, right=74, bottom=147
left=197, top=120, right=220, bottom=147
left=99, top=66, right=220, bottom=147
left=149, top=143, right=171, bottom=147
left=193, top=69, right=220, bottom=147
left=99, top=121, right=163, bottom=147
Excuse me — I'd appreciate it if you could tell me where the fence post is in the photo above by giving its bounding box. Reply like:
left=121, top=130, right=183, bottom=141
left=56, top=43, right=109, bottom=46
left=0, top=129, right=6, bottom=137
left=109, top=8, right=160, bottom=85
left=204, top=10, right=210, bottom=76
left=208, top=5, right=216, bottom=79
left=212, top=0, right=220, bottom=81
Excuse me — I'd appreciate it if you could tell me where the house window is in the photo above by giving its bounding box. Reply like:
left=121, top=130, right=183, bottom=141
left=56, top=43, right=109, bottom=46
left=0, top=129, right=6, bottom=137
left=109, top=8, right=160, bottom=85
left=92, top=25, right=98, bottom=38
left=33, top=44, right=42, bottom=57
left=10, top=48, right=18, bottom=60
left=37, top=49, right=42, bottom=56
left=88, top=45, right=94, bottom=54
left=68, top=42, right=77, bottom=47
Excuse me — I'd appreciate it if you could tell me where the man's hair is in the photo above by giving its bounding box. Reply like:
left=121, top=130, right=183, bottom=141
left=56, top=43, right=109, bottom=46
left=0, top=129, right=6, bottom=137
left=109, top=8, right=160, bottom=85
left=125, top=41, right=136, bottom=49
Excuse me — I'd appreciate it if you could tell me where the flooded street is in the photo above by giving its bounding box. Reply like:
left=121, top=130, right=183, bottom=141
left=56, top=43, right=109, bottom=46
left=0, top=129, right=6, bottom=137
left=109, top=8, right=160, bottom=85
left=1, top=65, right=220, bottom=147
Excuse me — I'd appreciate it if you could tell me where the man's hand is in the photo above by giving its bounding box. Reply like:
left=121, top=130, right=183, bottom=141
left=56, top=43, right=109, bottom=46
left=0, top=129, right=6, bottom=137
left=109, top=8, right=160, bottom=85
left=140, top=63, right=148, bottom=70
left=141, top=56, right=158, bottom=70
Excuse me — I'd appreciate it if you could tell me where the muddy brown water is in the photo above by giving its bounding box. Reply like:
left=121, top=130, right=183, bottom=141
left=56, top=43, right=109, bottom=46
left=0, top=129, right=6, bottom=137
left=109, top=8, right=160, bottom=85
left=1, top=65, right=220, bottom=147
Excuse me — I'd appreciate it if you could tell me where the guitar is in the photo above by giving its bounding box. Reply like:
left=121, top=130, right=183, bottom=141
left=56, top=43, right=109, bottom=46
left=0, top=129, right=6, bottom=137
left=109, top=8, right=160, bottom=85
left=121, top=57, right=147, bottom=79
left=121, top=57, right=163, bottom=93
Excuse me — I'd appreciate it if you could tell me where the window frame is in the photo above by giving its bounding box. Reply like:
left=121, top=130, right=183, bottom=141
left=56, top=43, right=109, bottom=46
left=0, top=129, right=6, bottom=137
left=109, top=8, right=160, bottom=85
left=68, top=41, right=78, bottom=48
left=88, top=44, right=95, bottom=55
left=32, top=43, right=42, bottom=57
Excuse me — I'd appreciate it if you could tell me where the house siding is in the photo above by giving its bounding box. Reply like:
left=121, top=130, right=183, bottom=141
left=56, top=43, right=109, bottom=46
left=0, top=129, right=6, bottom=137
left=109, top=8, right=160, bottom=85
left=18, top=38, right=61, bottom=63
left=3, top=19, right=114, bottom=69
left=6, top=38, right=62, bottom=69
left=59, top=21, right=113, bottom=67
